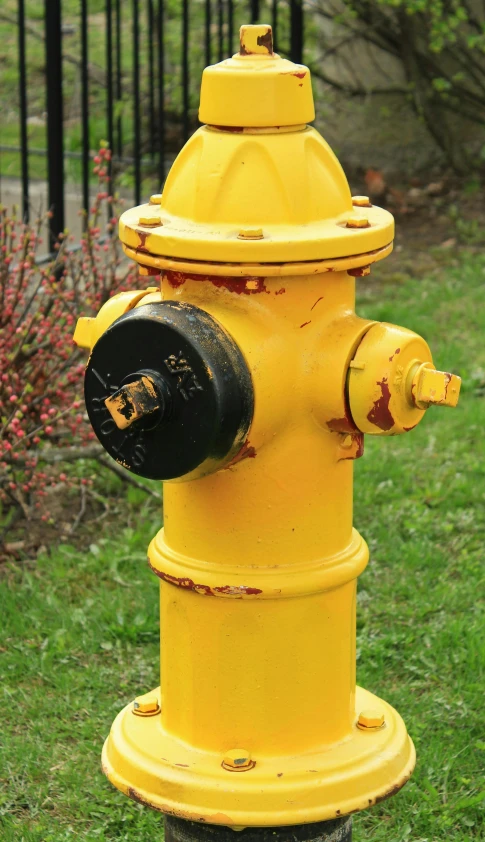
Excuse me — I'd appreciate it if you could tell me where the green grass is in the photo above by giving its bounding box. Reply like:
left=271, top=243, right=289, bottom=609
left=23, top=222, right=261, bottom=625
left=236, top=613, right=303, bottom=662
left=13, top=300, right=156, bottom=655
left=1, top=248, right=485, bottom=840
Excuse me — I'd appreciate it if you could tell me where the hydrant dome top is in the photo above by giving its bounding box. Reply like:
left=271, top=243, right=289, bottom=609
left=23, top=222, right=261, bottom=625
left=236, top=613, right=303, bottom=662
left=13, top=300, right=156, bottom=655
left=118, top=23, right=395, bottom=265
left=198, top=24, right=315, bottom=128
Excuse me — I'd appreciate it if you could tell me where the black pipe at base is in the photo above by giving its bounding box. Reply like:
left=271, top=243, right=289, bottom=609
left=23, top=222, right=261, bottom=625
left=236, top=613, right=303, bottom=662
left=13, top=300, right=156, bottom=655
left=165, top=815, right=352, bottom=842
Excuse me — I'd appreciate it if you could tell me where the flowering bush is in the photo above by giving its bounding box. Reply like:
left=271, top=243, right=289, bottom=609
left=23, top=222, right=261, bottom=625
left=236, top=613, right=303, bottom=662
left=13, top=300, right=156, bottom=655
left=0, top=146, right=141, bottom=538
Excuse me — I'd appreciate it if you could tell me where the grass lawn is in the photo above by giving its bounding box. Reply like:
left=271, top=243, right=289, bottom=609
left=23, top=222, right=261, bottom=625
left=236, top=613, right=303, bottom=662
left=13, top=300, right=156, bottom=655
left=1, top=247, right=485, bottom=840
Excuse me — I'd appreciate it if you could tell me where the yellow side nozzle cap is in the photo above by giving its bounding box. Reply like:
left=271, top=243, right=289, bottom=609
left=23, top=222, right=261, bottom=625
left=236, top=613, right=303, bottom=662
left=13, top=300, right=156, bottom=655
left=198, top=24, right=315, bottom=128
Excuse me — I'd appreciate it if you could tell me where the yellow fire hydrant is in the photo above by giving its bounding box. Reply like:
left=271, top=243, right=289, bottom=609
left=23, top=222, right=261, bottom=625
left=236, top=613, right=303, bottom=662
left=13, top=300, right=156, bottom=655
left=74, top=24, right=461, bottom=842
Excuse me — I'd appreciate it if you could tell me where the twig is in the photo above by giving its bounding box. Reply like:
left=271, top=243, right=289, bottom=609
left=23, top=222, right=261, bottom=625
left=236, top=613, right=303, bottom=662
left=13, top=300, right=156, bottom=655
left=69, top=482, right=87, bottom=534
left=97, top=455, right=161, bottom=499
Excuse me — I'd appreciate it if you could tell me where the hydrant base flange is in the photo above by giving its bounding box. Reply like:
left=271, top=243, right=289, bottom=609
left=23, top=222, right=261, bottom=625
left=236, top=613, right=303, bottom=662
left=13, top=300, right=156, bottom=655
left=101, top=685, right=415, bottom=828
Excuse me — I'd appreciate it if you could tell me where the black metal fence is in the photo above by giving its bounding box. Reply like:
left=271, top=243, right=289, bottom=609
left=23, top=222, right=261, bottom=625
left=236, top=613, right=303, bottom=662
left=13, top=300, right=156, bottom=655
left=4, top=0, right=306, bottom=249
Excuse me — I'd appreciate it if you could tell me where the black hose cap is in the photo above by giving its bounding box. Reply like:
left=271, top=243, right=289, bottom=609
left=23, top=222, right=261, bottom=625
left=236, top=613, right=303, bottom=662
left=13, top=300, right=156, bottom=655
left=84, top=301, right=254, bottom=480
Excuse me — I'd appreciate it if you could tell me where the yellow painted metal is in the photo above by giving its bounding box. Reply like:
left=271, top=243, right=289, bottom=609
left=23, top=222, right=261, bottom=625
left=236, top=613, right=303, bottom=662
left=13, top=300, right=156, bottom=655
left=81, top=22, right=462, bottom=832
left=100, top=268, right=416, bottom=825
left=73, top=287, right=160, bottom=350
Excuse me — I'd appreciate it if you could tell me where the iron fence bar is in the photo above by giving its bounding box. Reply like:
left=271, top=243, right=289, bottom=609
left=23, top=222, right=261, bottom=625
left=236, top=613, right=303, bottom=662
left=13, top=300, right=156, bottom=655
left=157, top=0, right=166, bottom=185
left=147, top=0, right=156, bottom=159
left=106, top=0, right=114, bottom=220
left=272, top=0, right=277, bottom=51
left=18, top=0, right=29, bottom=223
left=81, top=0, right=89, bottom=220
left=250, top=0, right=260, bottom=24
left=133, top=0, right=141, bottom=204
left=106, top=0, right=114, bottom=167
left=182, top=0, right=189, bottom=142
left=44, top=0, right=65, bottom=249
left=205, top=0, right=212, bottom=66
left=227, top=0, right=234, bottom=56
left=115, top=0, right=123, bottom=158
left=290, top=0, right=303, bottom=63
left=217, top=0, right=223, bottom=61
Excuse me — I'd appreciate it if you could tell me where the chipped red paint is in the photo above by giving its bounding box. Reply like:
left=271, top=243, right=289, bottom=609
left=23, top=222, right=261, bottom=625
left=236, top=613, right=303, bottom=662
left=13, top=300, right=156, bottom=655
left=300, top=320, right=311, bottom=328
left=338, top=432, right=364, bottom=461
left=403, top=424, right=418, bottom=432
left=164, top=269, right=269, bottom=295
left=311, top=296, right=324, bottom=311
left=389, top=347, right=401, bottom=362
left=275, top=287, right=286, bottom=295
left=367, top=378, right=394, bottom=431
left=164, top=270, right=186, bottom=289
left=327, top=405, right=357, bottom=433
left=140, top=266, right=161, bottom=277
left=136, top=231, right=150, bottom=253
left=149, top=560, right=263, bottom=597
left=227, top=439, right=257, bottom=466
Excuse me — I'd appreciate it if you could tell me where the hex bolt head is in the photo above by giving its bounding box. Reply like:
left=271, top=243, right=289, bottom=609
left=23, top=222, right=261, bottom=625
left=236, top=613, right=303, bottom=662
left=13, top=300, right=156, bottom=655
left=345, top=215, right=370, bottom=229
left=149, top=193, right=163, bottom=204
left=132, top=693, right=161, bottom=717
left=238, top=228, right=264, bottom=240
left=138, top=216, right=162, bottom=227
left=352, top=195, right=372, bottom=208
left=222, top=748, right=255, bottom=771
left=357, top=709, right=385, bottom=730
left=411, top=364, right=461, bottom=409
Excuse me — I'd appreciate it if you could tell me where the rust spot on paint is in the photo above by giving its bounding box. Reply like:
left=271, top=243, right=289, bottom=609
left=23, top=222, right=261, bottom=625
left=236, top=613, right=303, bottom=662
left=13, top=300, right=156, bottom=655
left=227, top=439, right=257, bottom=466
left=211, top=125, right=244, bottom=133
left=389, top=347, right=401, bottom=362
left=277, top=773, right=283, bottom=777
left=275, top=287, right=286, bottom=295
left=164, top=270, right=269, bottom=295
left=373, top=773, right=412, bottom=805
left=300, top=320, right=311, bottom=328
left=128, top=787, right=154, bottom=810
left=311, top=296, right=324, bottom=311
left=367, top=378, right=394, bottom=431
left=140, top=265, right=161, bottom=277
left=403, top=423, right=418, bottom=432
left=281, top=70, right=307, bottom=79
left=175, top=763, right=189, bottom=767
left=257, top=28, right=273, bottom=52
left=348, top=265, right=371, bottom=277
left=149, top=560, right=262, bottom=598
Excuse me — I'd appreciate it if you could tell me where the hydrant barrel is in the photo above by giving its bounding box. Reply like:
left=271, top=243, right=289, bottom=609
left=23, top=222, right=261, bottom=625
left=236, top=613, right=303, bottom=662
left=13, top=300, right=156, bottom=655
left=74, top=22, right=461, bottom=836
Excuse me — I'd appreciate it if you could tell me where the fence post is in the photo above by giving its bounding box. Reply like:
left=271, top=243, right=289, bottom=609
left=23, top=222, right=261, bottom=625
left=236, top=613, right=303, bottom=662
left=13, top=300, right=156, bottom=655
left=44, top=0, right=65, bottom=250
left=290, top=0, right=303, bottom=63
left=18, top=0, right=29, bottom=223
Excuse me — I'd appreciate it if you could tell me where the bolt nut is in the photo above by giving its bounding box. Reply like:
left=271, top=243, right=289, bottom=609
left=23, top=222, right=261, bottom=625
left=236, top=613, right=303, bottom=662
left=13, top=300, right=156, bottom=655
left=357, top=709, right=385, bottom=730
left=222, top=748, right=255, bottom=771
left=345, top=215, right=370, bottom=229
left=133, top=693, right=161, bottom=717
left=149, top=193, right=163, bottom=204
left=352, top=195, right=372, bottom=208
left=238, top=228, right=264, bottom=240
left=138, top=215, right=162, bottom=227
